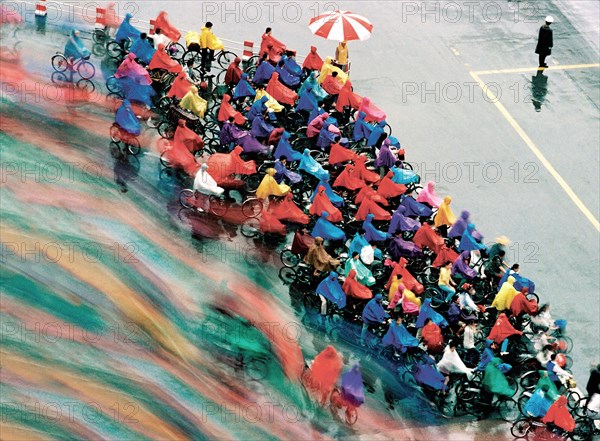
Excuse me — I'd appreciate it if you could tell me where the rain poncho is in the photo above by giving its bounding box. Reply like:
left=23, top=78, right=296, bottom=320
left=304, top=237, right=340, bottom=271
left=388, top=206, right=420, bottom=234
left=298, top=149, right=329, bottom=180
left=524, top=387, right=554, bottom=418
left=391, top=165, right=420, bottom=185
left=374, top=142, right=397, bottom=168
left=116, top=77, right=155, bottom=107
left=482, top=357, right=514, bottom=397
left=412, top=362, right=447, bottom=391
left=400, top=195, right=433, bottom=217
left=389, top=237, right=424, bottom=261
left=316, top=124, right=340, bottom=150
left=322, top=74, right=343, bottom=95
left=353, top=111, right=373, bottom=142
left=434, top=196, right=456, bottom=227
left=487, top=312, right=522, bottom=344
left=362, top=213, right=390, bottom=242
left=329, top=143, right=358, bottom=165
left=452, top=250, right=477, bottom=279
left=318, top=56, right=348, bottom=84
left=247, top=96, right=268, bottom=122
left=218, top=94, right=246, bottom=125
left=219, top=122, right=247, bottom=150
left=193, top=164, right=224, bottom=197
left=449, top=211, right=483, bottom=241
left=412, top=223, right=444, bottom=254
left=274, top=131, right=302, bottom=162
left=64, top=30, right=91, bottom=60
left=310, top=176, right=344, bottom=207
left=437, top=346, right=473, bottom=377
left=348, top=233, right=370, bottom=257
left=224, top=57, right=242, bottom=85
left=250, top=114, right=274, bottom=138
left=153, top=11, right=181, bottom=42
left=129, top=37, right=156, bottom=65
left=115, top=13, right=140, bottom=43
left=354, top=155, right=380, bottom=184
left=312, top=212, right=346, bottom=242
left=377, top=172, right=407, bottom=199
left=491, top=277, right=520, bottom=311
left=510, top=291, right=539, bottom=316
left=388, top=284, right=421, bottom=312
left=200, top=26, right=224, bottom=50
left=357, top=97, right=386, bottom=123
left=422, top=321, right=445, bottom=353
left=341, top=365, right=365, bottom=407
left=266, top=72, right=297, bottom=105
left=206, top=146, right=256, bottom=184
left=362, top=294, right=388, bottom=324
left=260, top=32, right=286, bottom=61
left=307, top=112, right=330, bottom=138
left=316, top=272, right=347, bottom=309
left=336, top=80, right=362, bottom=113
left=273, top=160, right=301, bottom=185
left=497, top=270, right=536, bottom=294
left=356, top=196, right=391, bottom=222
left=296, top=85, right=318, bottom=112
left=458, top=223, right=487, bottom=252
left=115, top=53, right=152, bottom=84
left=180, top=86, right=207, bottom=118
left=416, top=181, right=443, bottom=208
left=173, top=118, right=203, bottom=153
left=385, top=257, right=424, bottom=295
left=270, top=193, right=309, bottom=225
left=302, top=46, right=324, bottom=71
left=366, top=120, right=387, bottom=147
left=476, top=341, right=495, bottom=371
left=292, top=230, right=315, bottom=255
left=342, top=269, right=373, bottom=299
left=306, top=346, right=343, bottom=404
left=382, top=320, right=419, bottom=351
left=310, top=186, right=342, bottom=222
left=233, top=73, right=256, bottom=99
left=167, top=72, right=191, bottom=98
left=283, top=54, right=302, bottom=76
left=333, top=164, right=366, bottom=191
left=148, top=44, right=183, bottom=73
left=254, top=89, right=284, bottom=112
left=344, top=256, right=375, bottom=286
left=299, top=72, right=328, bottom=102
left=416, top=298, right=448, bottom=328
left=255, top=168, right=290, bottom=200
left=253, top=60, right=276, bottom=84
left=432, top=245, right=460, bottom=268
left=115, top=99, right=141, bottom=136
left=276, top=61, right=301, bottom=88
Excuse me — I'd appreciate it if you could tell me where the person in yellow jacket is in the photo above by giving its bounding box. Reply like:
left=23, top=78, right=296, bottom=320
left=185, top=31, right=201, bottom=52
left=491, top=276, right=519, bottom=311
left=434, top=196, right=457, bottom=237
left=180, top=86, right=207, bottom=118
left=318, top=56, right=348, bottom=85
left=199, top=22, right=224, bottom=70
left=255, top=168, right=290, bottom=200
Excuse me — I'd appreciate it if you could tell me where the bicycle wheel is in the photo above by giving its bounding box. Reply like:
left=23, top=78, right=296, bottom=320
left=217, top=51, right=236, bottom=70
left=92, top=29, right=107, bottom=44
left=92, top=43, right=107, bottom=57
left=345, top=407, right=358, bottom=426
left=77, top=60, right=96, bottom=80
left=519, top=370, right=540, bottom=391
left=208, top=195, right=228, bottom=217
left=182, top=50, right=202, bottom=68
left=281, top=249, right=300, bottom=268
left=496, top=397, right=519, bottom=422
left=556, top=335, right=573, bottom=354
left=456, top=380, right=479, bottom=404
left=157, top=121, right=175, bottom=139
left=179, top=189, right=195, bottom=209
left=51, top=71, right=70, bottom=86
left=109, top=123, right=121, bottom=142
left=241, top=198, right=263, bottom=219
left=567, top=390, right=581, bottom=411
left=109, top=142, right=122, bottom=158
left=106, top=76, right=121, bottom=93
left=425, top=286, right=446, bottom=310
left=51, top=54, right=69, bottom=72
left=510, top=418, right=531, bottom=438
left=241, top=218, right=261, bottom=238
left=106, top=41, right=123, bottom=59
left=159, top=150, right=171, bottom=168
left=168, top=42, right=186, bottom=61
left=506, top=376, right=518, bottom=398
left=571, top=418, right=595, bottom=441
left=106, top=92, right=122, bottom=112
left=243, top=174, right=261, bottom=193
left=278, top=266, right=297, bottom=284
left=517, top=392, right=531, bottom=416
left=125, top=137, right=141, bottom=156
left=76, top=78, right=95, bottom=93
left=329, top=388, right=342, bottom=412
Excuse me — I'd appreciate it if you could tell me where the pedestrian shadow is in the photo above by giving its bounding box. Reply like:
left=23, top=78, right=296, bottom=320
left=530, top=69, right=549, bottom=113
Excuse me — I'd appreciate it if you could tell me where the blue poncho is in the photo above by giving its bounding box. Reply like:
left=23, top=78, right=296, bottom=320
left=283, top=55, right=302, bottom=77
left=476, top=341, right=494, bottom=371
left=296, top=86, right=318, bottom=112
left=316, top=272, right=347, bottom=309
left=64, top=30, right=90, bottom=60
left=276, top=61, right=300, bottom=87
left=274, top=160, right=301, bottom=184
left=361, top=294, right=388, bottom=324
left=250, top=115, right=274, bottom=138
left=312, top=212, right=346, bottom=242
left=362, top=214, right=389, bottom=242
left=391, top=165, right=420, bottom=185
left=458, top=223, right=487, bottom=252
left=129, top=37, right=156, bottom=65
left=117, top=77, right=155, bottom=107
left=299, top=73, right=328, bottom=101
left=382, top=321, right=419, bottom=351
left=253, top=61, right=275, bottom=85
left=115, top=13, right=140, bottom=43
left=497, top=270, right=536, bottom=294
left=353, top=112, right=373, bottom=142
left=247, top=96, right=268, bottom=123
left=341, top=365, right=365, bottom=407
left=524, top=387, right=553, bottom=417
left=412, top=362, right=447, bottom=391
left=298, top=149, right=329, bottom=180
left=348, top=232, right=369, bottom=256
left=416, top=299, right=448, bottom=328
left=310, top=178, right=344, bottom=207
left=366, top=120, right=387, bottom=146
left=233, top=73, right=256, bottom=100
left=274, top=131, right=303, bottom=162
left=308, top=107, right=326, bottom=125
left=316, top=125, right=339, bottom=149
left=115, top=99, right=141, bottom=136
left=400, top=195, right=433, bottom=217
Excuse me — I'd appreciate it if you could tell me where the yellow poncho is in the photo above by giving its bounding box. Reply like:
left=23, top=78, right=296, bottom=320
left=200, top=27, right=224, bottom=50
left=318, top=56, right=348, bottom=85
left=254, top=89, right=284, bottom=113
left=434, top=196, right=457, bottom=227
left=255, top=168, right=291, bottom=200
left=491, top=276, right=519, bottom=311
left=388, top=276, right=422, bottom=307
left=185, top=31, right=200, bottom=47
left=180, top=86, right=207, bottom=118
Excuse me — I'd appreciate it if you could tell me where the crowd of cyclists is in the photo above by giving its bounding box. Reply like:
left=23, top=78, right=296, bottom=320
left=53, top=8, right=600, bottom=438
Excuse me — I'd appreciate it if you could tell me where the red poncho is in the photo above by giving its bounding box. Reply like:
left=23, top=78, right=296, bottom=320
left=103, top=3, right=120, bottom=28
left=432, top=246, right=460, bottom=268
left=166, top=123, right=199, bottom=176
left=342, top=269, right=373, bottom=299
left=377, top=172, right=407, bottom=199
left=218, top=94, right=246, bottom=125
left=384, top=258, right=424, bottom=294
left=268, top=127, right=284, bottom=146
left=167, top=72, right=191, bottom=98
left=487, top=313, right=523, bottom=344
left=291, top=230, right=314, bottom=255
left=354, top=185, right=377, bottom=205
left=260, top=33, right=286, bottom=61
left=207, top=146, right=257, bottom=184
left=153, top=11, right=181, bottom=42
left=333, top=164, right=366, bottom=191
left=357, top=97, right=386, bottom=123
left=322, top=75, right=343, bottom=95
left=259, top=210, right=287, bottom=235
left=306, top=346, right=343, bottom=404
left=266, top=72, right=297, bottom=105
left=354, top=156, right=380, bottom=184
left=355, top=196, right=391, bottom=221
left=413, top=223, right=444, bottom=255
left=422, top=322, right=444, bottom=354
left=149, top=44, right=183, bottom=73
left=335, top=80, right=362, bottom=113
left=271, top=193, right=309, bottom=225
left=310, top=186, right=342, bottom=222
left=173, top=119, right=203, bottom=154
left=510, top=292, right=539, bottom=317
left=542, top=396, right=575, bottom=432
left=329, top=143, right=358, bottom=165
left=302, top=46, right=324, bottom=71
left=224, top=57, right=242, bottom=86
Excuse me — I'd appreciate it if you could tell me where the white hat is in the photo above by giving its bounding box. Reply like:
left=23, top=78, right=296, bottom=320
left=545, top=16, right=554, bottom=23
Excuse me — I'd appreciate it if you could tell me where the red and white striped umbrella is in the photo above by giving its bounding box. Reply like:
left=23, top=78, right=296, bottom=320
left=308, top=10, right=373, bottom=42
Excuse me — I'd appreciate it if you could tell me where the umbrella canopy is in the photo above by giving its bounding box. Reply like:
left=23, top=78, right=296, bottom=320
left=308, top=10, right=373, bottom=41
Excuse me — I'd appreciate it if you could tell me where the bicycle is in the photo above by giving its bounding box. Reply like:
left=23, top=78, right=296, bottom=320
left=182, top=48, right=237, bottom=71
left=51, top=52, right=96, bottom=80
left=109, top=123, right=141, bottom=156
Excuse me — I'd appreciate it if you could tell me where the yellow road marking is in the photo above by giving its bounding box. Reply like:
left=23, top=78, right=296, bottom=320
left=473, top=63, right=600, bottom=76
left=470, top=71, right=600, bottom=232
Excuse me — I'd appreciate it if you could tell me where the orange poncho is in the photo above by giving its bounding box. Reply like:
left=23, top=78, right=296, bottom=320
left=333, top=164, right=366, bottom=191
left=310, top=186, right=342, bottom=223
left=329, top=143, right=358, bottom=165
left=342, top=269, right=373, bottom=299
left=336, top=80, right=362, bottom=113
left=413, top=223, right=444, bottom=255
left=148, top=44, right=183, bottom=73
left=355, top=196, right=391, bottom=221
left=266, top=72, right=298, bottom=105
left=487, top=313, right=522, bottom=344
left=306, top=346, right=343, bottom=404
left=167, top=72, right=191, bottom=99
left=354, top=155, right=380, bottom=184
left=217, top=94, right=246, bottom=125
left=302, top=46, right=324, bottom=71
left=422, top=322, right=444, bottom=354
left=377, top=171, right=407, bottom=199
left=270, top=193, right=309, bottom=225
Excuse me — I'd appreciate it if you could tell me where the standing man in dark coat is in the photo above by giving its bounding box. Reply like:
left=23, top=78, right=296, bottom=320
left=535, top=16, right=554, bottom=68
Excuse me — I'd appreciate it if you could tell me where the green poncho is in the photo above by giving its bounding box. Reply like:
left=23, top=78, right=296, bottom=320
left=482, top=357, right=514, bottom=397
left=344, top=257, right=375, bottom=287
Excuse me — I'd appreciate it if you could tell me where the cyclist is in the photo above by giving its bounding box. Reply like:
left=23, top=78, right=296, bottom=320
left=64, top=30, right=91, bottom=65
